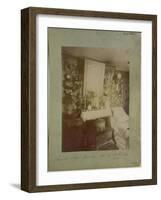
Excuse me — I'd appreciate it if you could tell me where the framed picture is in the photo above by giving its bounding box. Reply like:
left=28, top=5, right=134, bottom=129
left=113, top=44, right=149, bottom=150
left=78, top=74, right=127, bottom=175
left=21, top=7, right=157, bottom=192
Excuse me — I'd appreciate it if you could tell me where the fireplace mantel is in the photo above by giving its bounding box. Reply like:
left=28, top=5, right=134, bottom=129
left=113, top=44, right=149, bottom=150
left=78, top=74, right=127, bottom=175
left=81, top=109, right=112, bottom=121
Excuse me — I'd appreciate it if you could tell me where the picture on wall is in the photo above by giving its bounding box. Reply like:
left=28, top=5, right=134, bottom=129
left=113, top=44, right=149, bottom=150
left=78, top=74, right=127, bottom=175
left=21, top=7, right=157, bottom=192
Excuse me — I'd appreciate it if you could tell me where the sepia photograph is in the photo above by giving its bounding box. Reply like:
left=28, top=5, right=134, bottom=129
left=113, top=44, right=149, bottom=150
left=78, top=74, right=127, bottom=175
left=47, top=28, right=141, bottom=171
left=21, top=7, right=157, bottom=192
left=62, top=47, right=129, bottom=152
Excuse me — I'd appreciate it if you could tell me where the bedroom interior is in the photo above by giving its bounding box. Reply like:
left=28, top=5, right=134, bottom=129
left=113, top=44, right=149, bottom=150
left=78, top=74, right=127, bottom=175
left=62, top=47, right=129, bottom=152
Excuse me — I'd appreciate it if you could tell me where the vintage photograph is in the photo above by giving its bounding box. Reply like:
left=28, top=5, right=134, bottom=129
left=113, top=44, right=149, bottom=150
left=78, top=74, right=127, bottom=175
left=21, top=7, right=157, bottom=192
left=48, top=28, right=141, bottom=172
left=62, top=47, right=129, bottom=152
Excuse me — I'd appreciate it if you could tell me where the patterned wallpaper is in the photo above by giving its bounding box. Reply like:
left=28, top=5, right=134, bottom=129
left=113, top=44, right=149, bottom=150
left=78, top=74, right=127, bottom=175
left=62, top=54, right=129, bottom=114
left=62, top=54, right=83, bottom=113
left=104, top=66, right=129, bottom=114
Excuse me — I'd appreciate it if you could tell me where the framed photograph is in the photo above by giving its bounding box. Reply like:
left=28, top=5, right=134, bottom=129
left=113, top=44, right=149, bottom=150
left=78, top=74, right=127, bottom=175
left=21, top=7, right=157, bottom=192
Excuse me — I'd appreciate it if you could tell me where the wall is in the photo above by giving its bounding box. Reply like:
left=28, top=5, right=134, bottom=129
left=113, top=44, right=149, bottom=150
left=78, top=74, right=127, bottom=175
left=63, top=54, right=129, bottom=113
left=104, top=67, right=129, bottom=114
left=0, top=0, right=160, bottom=200
left=62, top=54, right=83, bottom=113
